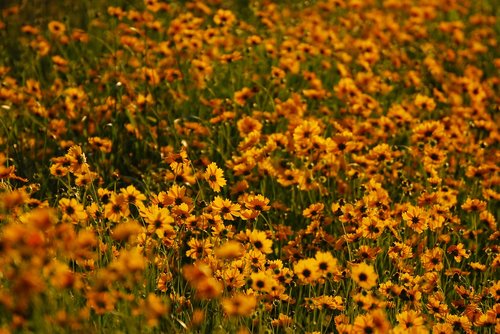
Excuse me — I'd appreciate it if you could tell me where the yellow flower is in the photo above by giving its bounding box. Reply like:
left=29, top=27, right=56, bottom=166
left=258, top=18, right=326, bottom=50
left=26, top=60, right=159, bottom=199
left=59, top=198, right=87, bottom=223
left=294, top=258, right=320, bottom=284
left=48, top=20, right=66, bottom=36
left=211, top=196, right=240, bottom=220
left=204, top=162, right=226, bottom=193
left=248, top=230, right=273, bottom=254
left=402, top=205, right=428, bottom=234
left=250, top=271, right=276, bottom=293
left=221, top=293, right=257, bottom=317
left=351, top=262, right=378, bottom=290
left=104, top=194, right=130, bottom=222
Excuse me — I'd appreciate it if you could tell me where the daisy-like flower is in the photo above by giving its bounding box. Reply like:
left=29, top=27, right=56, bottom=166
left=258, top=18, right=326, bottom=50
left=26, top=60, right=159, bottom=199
left=221, top=267, right=246, bottom=291
left=447, top=243, right=470, bottom=262
left=48, top=20, right=66, bottom=36
left=351, top=262, right=378, bottom=290
left=211, top=196, right=240, bottom=220
left=204, top=162, right=226, bottom=193
left=214, top=241, right=244, bottom=260
left=59, top=197, right=87, bottom=223
left=461, top=198, right=487, bottom=212
left=120, top=185, right=146, bottom=206
left=141, top=205, right=174, bottom=238
left=250, top=271, right=276, bottom=293
left=421, top=247, right=444, bottom=272
left=402, top=205, right=428, bottom=234
left=244, top=194, right=270, bottom=212
left=396, top=310, right=426, bottom=331
left=248, top=230, right=273, bottom=254
left=294, top=258, right=319, bottom=284
left=221, top=293, right=257, bottom=317
left=186, top=238, right=213, bottom=260
left=432, top=323, right=453, bottom=334
left=213, top=9, right=236, bottom=27
left=104, top=194, right=130, bottom=222
left=353, top=314, right=376, bottom=334
left=86, top=291, right=116, bottom=315
left=358, top=216, right=385, bottom=239
left=315, top=251, right=340, bottom=278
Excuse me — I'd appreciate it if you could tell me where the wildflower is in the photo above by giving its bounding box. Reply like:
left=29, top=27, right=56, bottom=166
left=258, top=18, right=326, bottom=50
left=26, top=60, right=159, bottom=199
left=214, top=241, right=244, bottom=259
left=183, top=263, right=222, bottom=300
left=303, top=203, right=324, bottom=219
left=66, top=145, right=86, bottom=173
left=163, top=184, right=193, bottom=207
left=104, top=194, right=130, bottom=222
left=88, top=137, right=112, bottom=153
left=396, top=310, right=426, bottom=331
left=447, top=243, right=470, bottom=262
left=157, top=272, right=173, bottom=292
left=221, top=268, right=246, bottom=291
left=271, top=313, right=293, bottom=328
left=237, top=116, right=262, bottom=136
left=293, top=120, right=321, bottom=145
left=294, top=258, right=319, bottom=284
left=211, top=196, right=240, bottom=220
left=426, top=293, right=448, bottom=317
left=353, top=313, right=376, bottom=334
left=234, top=87, right=255, bottom=106
left=204, top=162, right=226, bottom=193
left=250, top=271, right=276, bottom=292
left=140, top=294, right=169, bottom=327
left=120, top=185, right=146, bottom=206
left=248, top=230, right=273, bottom=254
left=221, top=293, right=257, bottom=317
left=432, top=323, right=453, bottom=334
left=141, top=205, right=174, bottom=238
left=59, top=198, right=87, bottom=223
left=48, top=20, right=66, bottom=36
left=213, top=9, right=236, bottom=27
left=414, top=94, right=436, bottom=112
left=244, top=194, right=270, bottom=212
left=112, top=220, right=143, bottom=242
left=351, top=262, right=378, bottom=289
left=186, top=238, right=213, bottom=260
left=357, top=245, right=381, bottom=261
left=87, top=291, right=116, bottom=315
left=371, top=309, right=390, bottom=333
left=444, top=314, right=472, bottom=333
left=461, top=198, right=487, bottom=212
left=164, top=149, right=189, bottom=174
left=358, top=216, right=385, bottom=239
left=315, top=251, right=340, bottom=278
left=421, top=247, right=444, bottom=272
left=402, top=205, right=428, bottom=233
left=245, top=249, right=266, bottom=270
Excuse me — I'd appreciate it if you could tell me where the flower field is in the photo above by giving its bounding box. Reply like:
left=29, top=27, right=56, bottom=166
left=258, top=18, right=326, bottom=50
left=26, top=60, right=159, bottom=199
left=0, top=0, right=498, bottom=333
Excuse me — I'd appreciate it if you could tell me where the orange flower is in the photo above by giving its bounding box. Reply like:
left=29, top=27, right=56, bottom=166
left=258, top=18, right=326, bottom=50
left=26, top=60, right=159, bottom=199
left=211, top=196, right=240, bottom=220
left=204, top=162, right=226, bottom=193
left=351, top=262, right=378, bottom=289
left=315, top=251, right=340, bottom=278
left=86, top=291, right=116, bottom=315
left=104, top=194, right=130, bottom=222
left=186, top=238, right=213, bottom=260
left=294, top=258, right=319, bottom=284
left=48, top=20, right=66, bottom=36
left=59, top=198, right=87, bottom=223
left=402, top=205, right=428, bottom=233
left=221, top=293, right=257, bottom=317
left=247, top=230, right=273, bottom=254
left=421, top=247, right=444, bottom=272
left=213, top=9, right=236, bottom=27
